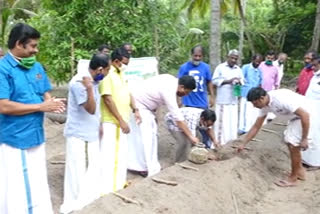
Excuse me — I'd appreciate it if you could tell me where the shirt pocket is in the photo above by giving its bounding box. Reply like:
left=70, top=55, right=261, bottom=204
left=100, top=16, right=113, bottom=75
left=33, top=74, right=46, bottom=96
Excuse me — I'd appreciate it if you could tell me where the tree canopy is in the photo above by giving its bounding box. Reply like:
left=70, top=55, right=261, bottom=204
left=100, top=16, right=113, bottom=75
left=0, top=0, right=319, bottom=83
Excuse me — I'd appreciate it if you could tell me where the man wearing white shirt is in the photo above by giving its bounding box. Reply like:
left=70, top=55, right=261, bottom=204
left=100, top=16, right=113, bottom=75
left=212, top=49, right=244, bottom=146
left=273, top=53, right=288, bottom=87
left=238, top=87, right=315, bottom=187
left=303, top=57, right=320, bottom=169
left=61, top=54, right=111, bottom=214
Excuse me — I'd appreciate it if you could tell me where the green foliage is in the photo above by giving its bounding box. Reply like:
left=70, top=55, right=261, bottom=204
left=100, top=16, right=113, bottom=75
left=28, top=0, right=191, bottom=83
left=1, top=0, right=318, bottom=83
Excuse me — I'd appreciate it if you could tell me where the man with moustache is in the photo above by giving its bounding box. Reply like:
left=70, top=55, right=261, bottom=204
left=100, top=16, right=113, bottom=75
left=0, top=23, right=65, bottom=214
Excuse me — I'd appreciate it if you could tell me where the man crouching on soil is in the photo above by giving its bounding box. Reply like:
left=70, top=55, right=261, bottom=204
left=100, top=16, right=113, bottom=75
left=237, top=87, right=314, bottom=187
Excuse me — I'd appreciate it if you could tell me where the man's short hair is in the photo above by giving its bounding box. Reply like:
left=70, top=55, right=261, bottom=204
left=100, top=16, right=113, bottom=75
left=8, top=23, right=40, bottom=49
left=121, top=43, right=132, bottom=48
left=228, top=49, right=239, bottom=56
left=313, top=56, right=320, bottom=64
left=111, top=48, right=123, bottom=62
left=89, top=53, right=110, bottom=70
left=120, top=47, right=130, bottom=59
left=200, top=109, right=216, bottom=122
left=265, top=50, right=275, bottom=56
left=98, top=44, right=110, bottom=52
left=305, top=51, right=318, bottom=60
left=191, top=45, right=204, bottom=55
left=252, top=53, right=263, bottom=61
left=247, top=87, right=267, bottom=101
left=178, top=75, right=196, bottom=90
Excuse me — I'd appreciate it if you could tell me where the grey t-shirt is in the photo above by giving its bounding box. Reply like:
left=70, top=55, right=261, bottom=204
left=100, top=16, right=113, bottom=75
left=64, top=78, right=101, bottom=142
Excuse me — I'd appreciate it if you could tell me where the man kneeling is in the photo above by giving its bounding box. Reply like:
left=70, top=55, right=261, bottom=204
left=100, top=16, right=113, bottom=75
left=165, top=108, right=220, bottom=162
left=237, top=87, right=314, bottom=187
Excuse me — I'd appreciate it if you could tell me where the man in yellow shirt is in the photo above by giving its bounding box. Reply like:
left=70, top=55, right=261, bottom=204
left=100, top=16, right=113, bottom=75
left=99, top=48, right=141, bottom=195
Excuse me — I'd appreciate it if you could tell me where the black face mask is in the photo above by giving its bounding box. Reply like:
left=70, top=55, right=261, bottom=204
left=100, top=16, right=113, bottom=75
left=252, top=63, right=259, bottom=68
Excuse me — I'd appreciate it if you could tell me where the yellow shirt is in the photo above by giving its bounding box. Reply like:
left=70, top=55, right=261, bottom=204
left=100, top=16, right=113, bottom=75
left=100, top=66, right=131, bottom=124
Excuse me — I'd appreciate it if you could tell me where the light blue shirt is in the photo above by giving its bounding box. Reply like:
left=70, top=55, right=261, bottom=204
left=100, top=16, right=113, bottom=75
left=241, top=63, right=263, bottom=98
left=64, top=73, right=101, bottom=142
left=0, top=53, right=52, bottom=149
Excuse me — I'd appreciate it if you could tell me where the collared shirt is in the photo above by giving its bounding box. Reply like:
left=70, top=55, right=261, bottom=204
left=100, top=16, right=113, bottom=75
left=212, top=62, right=244, bottom=105
left=178, top=61, right=212, bottom=108
left=64, top=71, right=101, bottom=142
left=259, top=89, right=311, bottom=119
left=100, top=65, right=131, bottom=124
left=273, top=60, right=284, bottom=86
left=259, top=62, right=279, bottom=91
left=296, top=67, right=314, bottom=95
left=165, top=107, right=206, bottom=136
left=241, top=63, right=263, bottom=97
left=133, top=74, right=184, bottom=121
left=305, top=70, right=320, bottom=100
left=0, top=53, right=52, bottom=149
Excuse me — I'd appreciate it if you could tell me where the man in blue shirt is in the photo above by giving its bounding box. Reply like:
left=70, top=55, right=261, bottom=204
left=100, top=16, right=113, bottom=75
left=0, top=23, right=65, bottom=214
left=238, top=54, right=263, bottom=134
left=178, top=45, right=214, bottom=109
left=61, top=53, right=111, bottom=214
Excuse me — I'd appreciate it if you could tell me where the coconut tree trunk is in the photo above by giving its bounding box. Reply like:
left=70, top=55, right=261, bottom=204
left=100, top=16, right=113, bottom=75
left=236, top=0, right=255, bottom=55
left=210, top=0, right=221, bottom=71
left=310, top=0, right=320, bottom=51
left=238, top=0, right=246, bottom=65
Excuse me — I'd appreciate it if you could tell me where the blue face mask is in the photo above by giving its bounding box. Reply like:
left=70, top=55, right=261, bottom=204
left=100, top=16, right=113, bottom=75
left=94, top=73, right=104, bottom=82
left=305, top=63, right=313, bottom=69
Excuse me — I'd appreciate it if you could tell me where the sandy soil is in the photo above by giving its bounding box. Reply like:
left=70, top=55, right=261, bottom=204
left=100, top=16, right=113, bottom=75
left=44, top=110, right=320, bottom=214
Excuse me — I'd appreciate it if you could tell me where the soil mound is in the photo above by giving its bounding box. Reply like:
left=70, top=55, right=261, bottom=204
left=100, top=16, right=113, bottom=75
left=74, top=116, right=320, bottom=214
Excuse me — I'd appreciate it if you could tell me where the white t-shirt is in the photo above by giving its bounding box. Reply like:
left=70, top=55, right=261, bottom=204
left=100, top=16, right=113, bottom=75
left=212, top=62, right=244, bottom=105
left=259, top=89, right=312, bottom=119
left=306, top=70, right=320, bottom=100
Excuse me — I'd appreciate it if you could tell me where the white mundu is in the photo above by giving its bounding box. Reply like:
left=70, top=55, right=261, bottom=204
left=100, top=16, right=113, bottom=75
left=0, top=143, right=53, bottom=214
left=303, top=70, right=320, bottom=167
left=127, top=74, right=184, bottom=177
left=239, top=97, right=260, bottom=133
left=212, top=62, right=244, bottom=145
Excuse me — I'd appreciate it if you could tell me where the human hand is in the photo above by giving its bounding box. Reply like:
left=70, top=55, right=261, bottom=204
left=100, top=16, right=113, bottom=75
left=40, top=97, right=66, bottom=113
left=119, top=119, right=130, bottom=134
left=190, top=136, right=200, bottom=145
left=209, top=96, right=215, bottom=108
left=81, top=76, right=93, bottom=90
left=99, top=123, right=103, bottom=140
left=300, top=138, right=309, bottom=151
left=232, top=139, right=246, bottom=153
left=213, top=141, right=221, bottom=149
left=134, top=110, right=142, bottom=124
left=231, top=77, right=240, bottom=84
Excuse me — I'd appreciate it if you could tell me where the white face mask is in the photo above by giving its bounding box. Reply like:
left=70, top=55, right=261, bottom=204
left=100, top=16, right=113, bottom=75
left=191, top=60, right=200, bottom=66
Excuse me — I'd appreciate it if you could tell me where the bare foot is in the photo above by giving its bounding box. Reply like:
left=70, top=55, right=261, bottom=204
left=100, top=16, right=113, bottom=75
left=275, top=176, right=299, bottom=188
left=274, top=179, right=298, bottom=187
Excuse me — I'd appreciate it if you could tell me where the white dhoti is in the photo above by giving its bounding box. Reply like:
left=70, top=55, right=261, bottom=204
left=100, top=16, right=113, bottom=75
left=239, top=97, right=260, bottom=133
left=215, top=104, right=238, bottom=145
left=302, top=100, right=320, bottom=167
left=127, top=108, right=161, bottom=177
left=100, top=123, right=128, bottom=195
left=0, top=143, right=53, bottom=214
left=60, top=137, right=101, bottom=214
